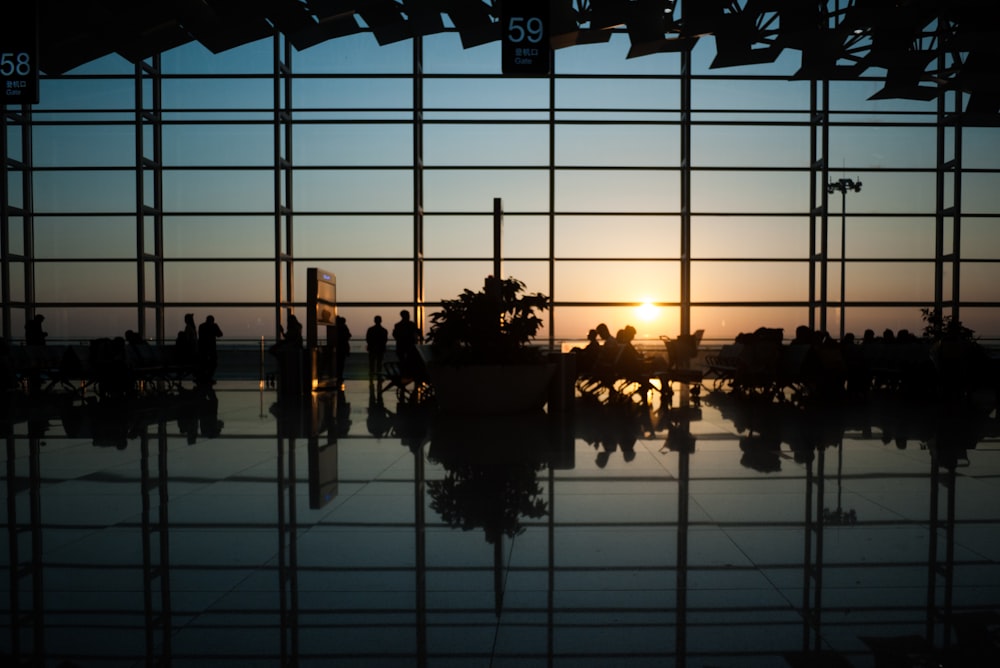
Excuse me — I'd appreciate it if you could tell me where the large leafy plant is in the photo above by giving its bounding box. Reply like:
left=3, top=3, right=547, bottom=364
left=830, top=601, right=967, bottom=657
left=426, top=276, right=549, bottom=365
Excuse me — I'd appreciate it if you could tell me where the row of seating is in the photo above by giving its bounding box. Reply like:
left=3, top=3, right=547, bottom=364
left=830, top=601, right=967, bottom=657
left=704, top=332, right=999, bottom=400
left=2, top=341, right=198, bottom=397
left=576, top=330, right=705, bottom=403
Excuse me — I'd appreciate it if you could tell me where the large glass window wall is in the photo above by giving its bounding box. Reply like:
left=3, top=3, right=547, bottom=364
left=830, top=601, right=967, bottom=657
left=3, top=27, right=999, bottom=348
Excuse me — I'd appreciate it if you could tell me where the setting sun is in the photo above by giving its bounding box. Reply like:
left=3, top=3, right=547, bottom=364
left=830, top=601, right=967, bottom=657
left=636, top=300, right=659, bottom=322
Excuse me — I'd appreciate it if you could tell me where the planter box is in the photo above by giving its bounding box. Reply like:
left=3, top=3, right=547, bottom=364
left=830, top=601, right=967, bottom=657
left=422, top=357, right=555, bottom=415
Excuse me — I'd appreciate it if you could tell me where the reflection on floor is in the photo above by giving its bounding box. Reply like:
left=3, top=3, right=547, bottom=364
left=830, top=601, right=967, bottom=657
left=3, top=378, right=1000, bottom=667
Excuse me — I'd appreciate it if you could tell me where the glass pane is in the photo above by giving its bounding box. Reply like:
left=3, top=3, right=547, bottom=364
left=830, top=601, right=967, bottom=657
left=691, top=261, right=809, bottom=302
left=962, top=173, right=1000, bottom=214
left=847, top=262, right=934, bottom=302
left=961, top=218, right=1000, bottom=259
left=293, top=170, right=413, bottom=212
left=36, top=79, right=134, bottom=111
left=424, top=124, right=549, bottom=166
left=425, top=169, right=548, bottom=212
left=34, top=171, right=137, bottom=213
left=34, top=261, right=138, bottom=302
left=163, top=124, right=273, bottom=167
left=555, top=170, right=679, bottom=213
left=295, top=216, right=414, bottom=259
left=424, top=215, right=493, bottom=259
left=828, top=125, right=936, bottom=170
left=557, top=124, right=679, bottom=167
left=163, top=170, right=274, bottom=212
left=557, top=216, right=679, bottom=258
left=556, top=78, right=678, bottom=110
left=293, top=78, right=412, bottom=109
left=424, top=77, right=548, bottom=110
left=504, top=215, right=550, bottom=259
left=692, top=217, right=808, bottom=259
left=33, top=124, right=135, bottom=167
left=962, top=128, right=1000, bottom=169
left=423, top=261, right=494, bottom=305
left=691, top=125, right=809, bottom=168
left=164, top=216, right=273, bottom=258
left=163, top=261, right=275, bottom=302
left=691, top=79, right=810, bottom=113
left=846, top=217, right=935, bottom=259
left=35, top=216, right=136, bottom=259
left=555, top=260, right=678, bottom=303
left=162, top=78, right=273, bottom=110
left=691, top=171, right=810, bottom=213
left=295, top=124, right=412, bottom=166
left=957, top=262, right=1000, bottom=301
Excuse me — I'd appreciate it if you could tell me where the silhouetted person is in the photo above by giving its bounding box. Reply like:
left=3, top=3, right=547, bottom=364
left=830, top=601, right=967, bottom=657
left=572, top=329, right=601, bottom=373
left=284, top=314, right=303, bottom=347
left=366, top=315, right=388, bottom=379
left=25, top=314, right=47, bottom=345
left=393, top=309, right=420, bottom=374
left=125, top=330, right=145, bottom=346
left=595, top=323, right=614, bottom=345
left=335, top=315, right=352, bottom=384
left=793, top=325, right=813, bottom=346
left=175, top=313, right=198, bottom=364
left=197, top=315, right=222, bottom=385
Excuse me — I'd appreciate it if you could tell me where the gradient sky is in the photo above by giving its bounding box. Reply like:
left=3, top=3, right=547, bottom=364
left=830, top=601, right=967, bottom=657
left=7, top=25, right=1000, bottom=344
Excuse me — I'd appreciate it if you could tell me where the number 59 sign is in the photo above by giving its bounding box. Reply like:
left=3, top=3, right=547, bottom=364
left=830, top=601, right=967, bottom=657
left=1, top=3, right=39, bottom=104
left=502, top=0, right=550, bottom=76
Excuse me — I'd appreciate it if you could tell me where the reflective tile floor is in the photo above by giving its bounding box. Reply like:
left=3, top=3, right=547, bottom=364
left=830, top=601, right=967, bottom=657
left=2, top=378, right=1000, bottom=667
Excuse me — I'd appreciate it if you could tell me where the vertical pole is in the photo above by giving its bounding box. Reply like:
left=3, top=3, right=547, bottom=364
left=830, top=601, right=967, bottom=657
left=840, top=188, right=846, bottom=340
left=679, top=49, right=691, bottom=337
left=493, top=197, right=503, bottom=279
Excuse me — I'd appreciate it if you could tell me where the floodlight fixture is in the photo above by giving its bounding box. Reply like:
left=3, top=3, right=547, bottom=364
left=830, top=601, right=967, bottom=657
left=827, top=177, right=863, bottom=341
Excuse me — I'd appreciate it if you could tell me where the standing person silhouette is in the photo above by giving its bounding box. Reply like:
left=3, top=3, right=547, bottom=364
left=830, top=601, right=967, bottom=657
left=25, top=314, right=47, bottom=346
left=177, top=313, right=198, bottom=364
left=365, top=315, right=388, bottom=380
left=335, top=315, right=352, bottom=386
left=392, top=309, right=421, bottom=375
left=197, top=315, right=223, bottom=386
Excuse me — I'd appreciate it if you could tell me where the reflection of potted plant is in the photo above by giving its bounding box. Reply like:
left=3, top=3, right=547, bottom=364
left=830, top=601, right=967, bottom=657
left=421, top=276, right=555, bottom=414
left=427, top=412, right=552, bottom=614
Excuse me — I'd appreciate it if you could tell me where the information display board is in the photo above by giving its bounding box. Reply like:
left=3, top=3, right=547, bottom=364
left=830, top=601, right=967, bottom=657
left=501, top=0, right=550, bottom=76
left=1, top=3, right=39, bottom=104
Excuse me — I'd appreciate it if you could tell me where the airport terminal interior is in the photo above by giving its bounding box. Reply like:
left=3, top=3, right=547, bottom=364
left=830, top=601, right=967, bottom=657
left=3, top=1, right=1000, bottom=666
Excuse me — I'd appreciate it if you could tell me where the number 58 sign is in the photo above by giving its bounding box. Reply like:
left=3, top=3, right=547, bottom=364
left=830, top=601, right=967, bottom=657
left=1, top=3, right=39, bottom=104
left=502, top=0, right=550, bottom=76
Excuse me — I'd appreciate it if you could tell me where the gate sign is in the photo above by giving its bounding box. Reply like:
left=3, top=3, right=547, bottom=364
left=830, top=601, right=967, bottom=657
left=1, top=4, right=39, bottom=104
left=502, top=0, right=550, bottom=75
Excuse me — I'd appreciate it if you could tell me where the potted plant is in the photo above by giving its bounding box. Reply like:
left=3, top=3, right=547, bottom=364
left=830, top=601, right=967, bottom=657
left=420, top=276, right=555, bottom=414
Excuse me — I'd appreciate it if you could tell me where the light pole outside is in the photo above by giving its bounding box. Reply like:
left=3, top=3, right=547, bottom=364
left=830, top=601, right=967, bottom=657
left=827, top=177, right=862, bottom=340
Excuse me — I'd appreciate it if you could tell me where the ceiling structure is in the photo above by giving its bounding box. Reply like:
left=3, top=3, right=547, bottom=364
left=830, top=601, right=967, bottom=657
left=26, top=0, right=1000, bottom=117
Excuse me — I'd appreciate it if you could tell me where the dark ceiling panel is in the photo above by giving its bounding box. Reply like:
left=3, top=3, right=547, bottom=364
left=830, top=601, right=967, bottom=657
left=21, top=0, right=999, bottom=117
